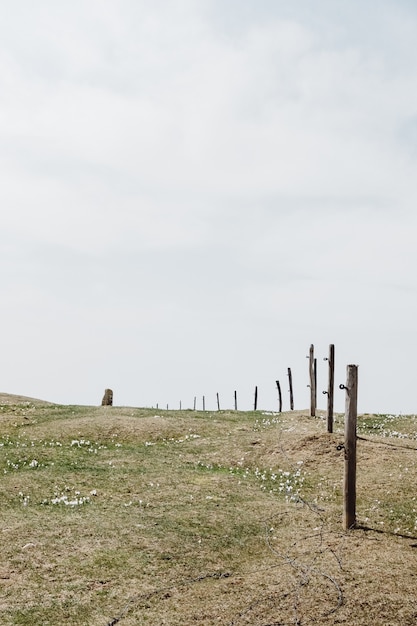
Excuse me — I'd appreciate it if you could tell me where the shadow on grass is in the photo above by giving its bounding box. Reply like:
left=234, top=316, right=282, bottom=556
left=356, top=524, right=417, bottom=543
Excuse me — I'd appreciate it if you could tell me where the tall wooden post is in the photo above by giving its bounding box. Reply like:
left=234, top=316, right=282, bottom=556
left=216, top=393, right=220, bottom=411
left=287, top=368, right=294, bottom=410
left=326, top=344, right=335, bottom=433
left=343, top=364, right=358, bottom=530
left=193, top=396, right=196, bottom=411
left=276, top=380, right=282, bottom=413
left=254, top=386, right=258, bottom=411
left=234, top=391, right=238, bottom=411
left=309, top=344, right=316, bottom=417
left=202, top=396, right=205, bottom=411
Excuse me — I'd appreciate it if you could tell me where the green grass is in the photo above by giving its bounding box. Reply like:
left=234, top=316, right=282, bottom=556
left=1, top=401, right=417, bottom=625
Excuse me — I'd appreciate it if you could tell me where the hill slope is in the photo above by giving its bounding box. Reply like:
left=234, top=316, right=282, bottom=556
left=1, top=401, right=416, bottom=625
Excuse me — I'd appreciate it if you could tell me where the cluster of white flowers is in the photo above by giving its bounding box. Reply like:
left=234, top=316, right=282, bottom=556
left=1, top=435, right=64, bottom=448
left=196, top=459, right=305, bottom=502
left=41, top=487, right=97, bottom=507
left=365, top=496, right=417, bottom=535
left=0, top=435, right=22, bottom=447
left=196, top=461, right=222, bottom=471
left=18, top=492, right=30, bottom=506
left=70, top=439, right=111, bottom=453
left=6, top=459, right=19, bottom=470
left=165, top=433, right=201, bottom=444
left=50, top=494, right=90, bottom=506
left=359, top=414, right=417, bottom=440
left=229, top=464, right=305, bottom=501
left=382, top=430, right=416, bottom=440
left=5, top=458, right=42, bottom=472
left=254, top=413, right=281, bottom=430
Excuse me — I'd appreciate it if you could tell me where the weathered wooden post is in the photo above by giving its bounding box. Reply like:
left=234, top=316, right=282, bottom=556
left=202, top=396, right=205, bottom=411
left=324, top=344, right=335, bottom=433
left=216, top=393, right=220, bottom=411
left=288, top=368, right=294, bottom=410
left=234, top=390, right=238, bottom=411
left=101, top=389, right=113, bottom=406
left=254, top=386, right=258, bottom=411
left=309, top=344, right=316, bottom=417
left=276, top=380, right=282, bottom=413
left=341, top=364, right=358, bottom=530
left=193, top=396, right=196, bottom=411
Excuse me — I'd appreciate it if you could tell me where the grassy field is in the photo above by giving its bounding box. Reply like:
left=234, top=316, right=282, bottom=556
left=1, top=393, right=416, bottom=625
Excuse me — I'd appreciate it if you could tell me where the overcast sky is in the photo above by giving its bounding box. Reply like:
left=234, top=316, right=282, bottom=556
left=1, top=0, right=417, bottom=414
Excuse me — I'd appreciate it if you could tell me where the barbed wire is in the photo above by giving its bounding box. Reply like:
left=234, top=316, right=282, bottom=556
left=104, top=498, right=346, bottom=625
left=106, top=571, right=231, bottom=625
left=104, top=417, right=349, bottom=626
left=357, top=435, right=417, bottom=451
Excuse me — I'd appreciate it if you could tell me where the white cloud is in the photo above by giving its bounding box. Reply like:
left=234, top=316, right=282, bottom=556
left=1, top=1, right=417, bottom=412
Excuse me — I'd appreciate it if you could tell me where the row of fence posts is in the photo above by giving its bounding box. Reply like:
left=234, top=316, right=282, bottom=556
left=153, top=344, right=333, bottom=414
left=104, top=342, right=358, bottom=530
left=308, top=343, right=358, bottom=530
left=160, top=369, right=295, bottom=413
left=155, top=344, right=336, bottom=417
left=169, top=343, right=335, bottom=418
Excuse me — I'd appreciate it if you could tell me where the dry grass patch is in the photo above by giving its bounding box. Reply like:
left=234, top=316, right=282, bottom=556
left=1, top=401, right=416, bottom=625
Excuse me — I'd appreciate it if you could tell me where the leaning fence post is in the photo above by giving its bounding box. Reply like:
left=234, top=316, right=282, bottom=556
left=254, top=386, right=258, bottom=411
left=287, top=368, right=294, bottom=410
left=341, top=364, right=358, bottom=530
left=216, top=393, right=220, bottom=411
left=276, top=380, right=282, bottom=413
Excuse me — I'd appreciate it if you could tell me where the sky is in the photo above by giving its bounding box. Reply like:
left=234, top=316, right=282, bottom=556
left=1, top=0, right=417, bottom=414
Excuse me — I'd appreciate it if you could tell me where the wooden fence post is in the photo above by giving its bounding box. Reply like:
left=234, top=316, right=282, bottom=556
left=193, top=396, right=196, bottom=411
left=202, top=396, right=205, bottom=411
left=276, top=380, right=282, bottom=413
left=324, top=344, right=335, bottom=433
left=234, top=391, right=238, bottom=411
left=254, top=386, right=258, bottom=411
left=309, top=344, right=316, bottom=417
left=216, top=393, right=220, bottom=411
left=342, top=364, right=358, bottom=530
left=288, top=368, right=294, bottom=410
